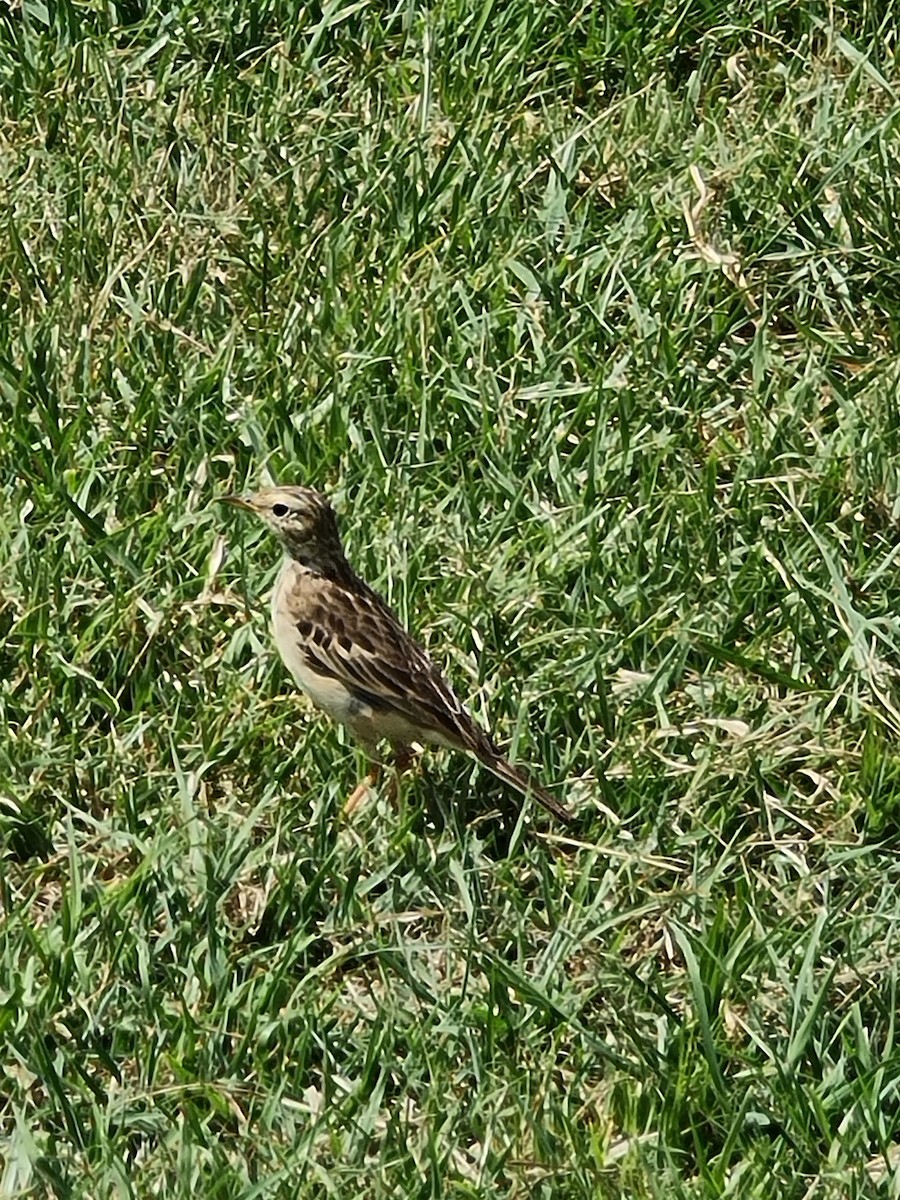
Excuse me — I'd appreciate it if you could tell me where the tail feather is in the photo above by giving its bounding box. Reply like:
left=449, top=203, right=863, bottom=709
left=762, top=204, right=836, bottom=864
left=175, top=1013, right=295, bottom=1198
left=478, top=752, right=576, bottom=826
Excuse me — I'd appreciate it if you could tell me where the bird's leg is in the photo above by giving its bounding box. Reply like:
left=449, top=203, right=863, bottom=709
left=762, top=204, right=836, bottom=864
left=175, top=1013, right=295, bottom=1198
left=385, top=742, right=416, bottom=804
left=343, top=744, right=416, bottom=817
left=343, top=758, right=382, bottom=816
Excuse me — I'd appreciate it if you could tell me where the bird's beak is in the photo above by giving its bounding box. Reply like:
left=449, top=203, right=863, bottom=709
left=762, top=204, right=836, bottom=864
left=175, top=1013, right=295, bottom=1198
left=220, top=494, right=254, bottom=511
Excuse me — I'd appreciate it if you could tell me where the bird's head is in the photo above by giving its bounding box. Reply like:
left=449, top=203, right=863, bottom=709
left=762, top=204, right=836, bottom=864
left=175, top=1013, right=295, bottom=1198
left=221, top=485, right=344, bottom=562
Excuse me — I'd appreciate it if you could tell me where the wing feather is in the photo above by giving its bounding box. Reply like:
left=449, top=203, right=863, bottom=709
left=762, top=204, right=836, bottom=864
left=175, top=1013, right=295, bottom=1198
left=288, top=577, right=483, bottom=750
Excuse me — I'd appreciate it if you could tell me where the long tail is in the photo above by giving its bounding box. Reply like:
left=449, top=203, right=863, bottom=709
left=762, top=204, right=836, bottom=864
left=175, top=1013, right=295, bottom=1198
left=478, top=751, right=576, bottom=826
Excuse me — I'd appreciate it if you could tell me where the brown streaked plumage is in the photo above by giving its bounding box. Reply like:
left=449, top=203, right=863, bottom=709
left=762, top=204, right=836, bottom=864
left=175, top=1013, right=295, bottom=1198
left=221, top=485, right=575, bottom=825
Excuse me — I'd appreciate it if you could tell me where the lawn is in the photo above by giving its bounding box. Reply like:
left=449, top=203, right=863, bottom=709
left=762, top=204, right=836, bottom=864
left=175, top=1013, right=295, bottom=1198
left=2, top=1, right=900, bottom=1196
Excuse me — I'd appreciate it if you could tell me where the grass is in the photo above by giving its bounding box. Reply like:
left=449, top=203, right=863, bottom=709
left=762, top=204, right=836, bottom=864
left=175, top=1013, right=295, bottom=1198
left=2, top=0, right=900, bottom=1195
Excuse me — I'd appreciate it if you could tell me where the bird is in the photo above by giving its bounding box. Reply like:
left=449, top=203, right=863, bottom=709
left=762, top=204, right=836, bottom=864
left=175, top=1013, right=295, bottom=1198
left=221, top=485, right=575, bottom=825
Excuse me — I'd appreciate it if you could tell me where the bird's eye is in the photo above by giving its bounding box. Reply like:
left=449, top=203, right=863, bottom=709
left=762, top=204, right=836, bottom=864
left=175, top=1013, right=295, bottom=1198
left=272, top=504, right=289, bottom=517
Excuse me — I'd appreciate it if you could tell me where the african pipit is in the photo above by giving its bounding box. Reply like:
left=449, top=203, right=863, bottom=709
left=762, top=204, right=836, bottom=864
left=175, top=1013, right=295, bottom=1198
left=222, top=486, right=574, bottom=825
